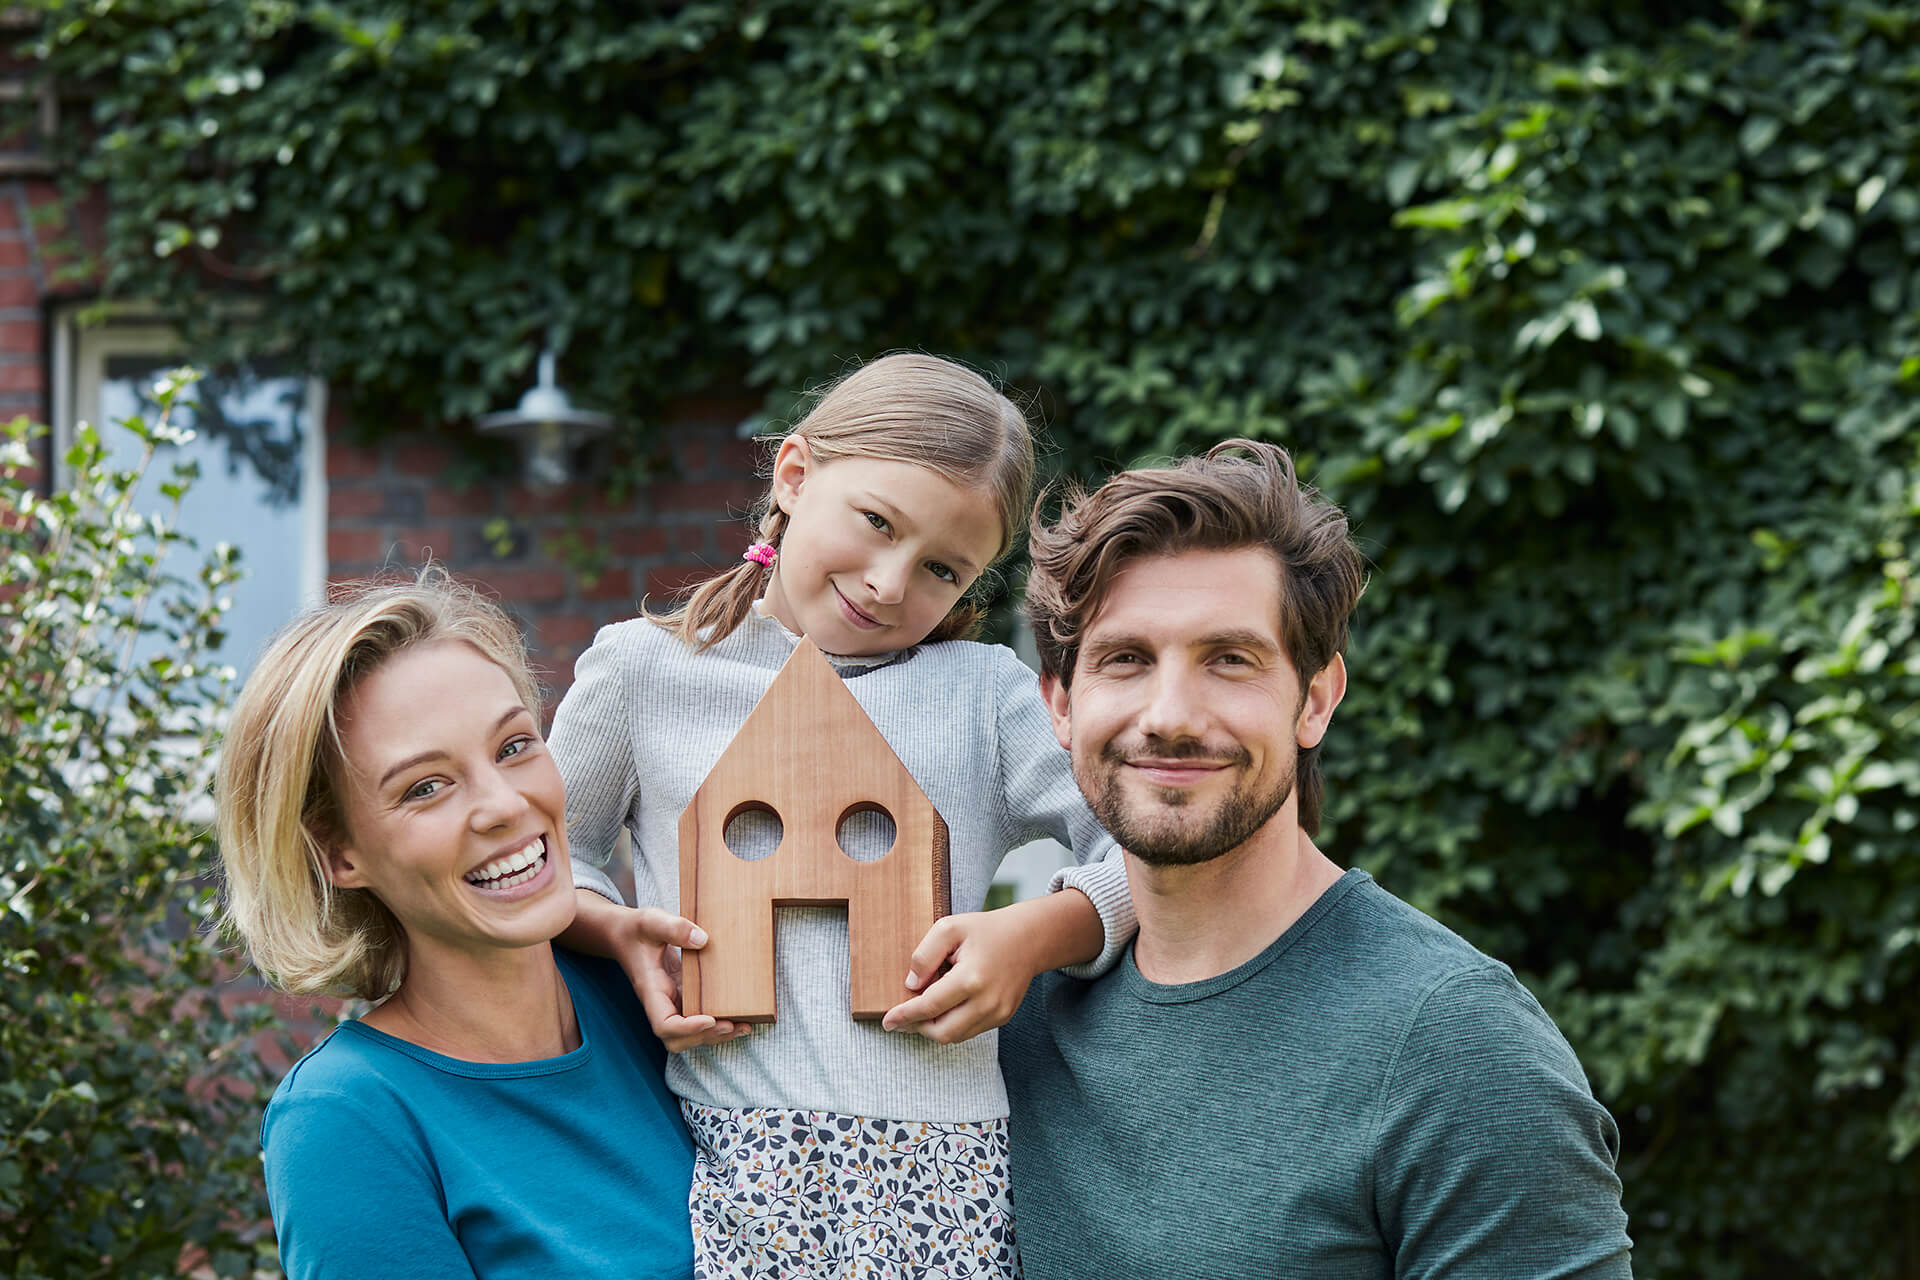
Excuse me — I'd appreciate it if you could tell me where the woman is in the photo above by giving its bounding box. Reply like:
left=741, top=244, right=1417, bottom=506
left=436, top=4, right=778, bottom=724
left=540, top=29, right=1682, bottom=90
left=216, top=576, right=697, bottom=1279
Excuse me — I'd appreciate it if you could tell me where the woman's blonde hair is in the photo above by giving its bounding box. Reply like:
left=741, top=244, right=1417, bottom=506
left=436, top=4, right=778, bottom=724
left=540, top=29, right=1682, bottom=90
left=214, top=571, right=540, bottom=999
left=659, top=352, right=1037, bottom=650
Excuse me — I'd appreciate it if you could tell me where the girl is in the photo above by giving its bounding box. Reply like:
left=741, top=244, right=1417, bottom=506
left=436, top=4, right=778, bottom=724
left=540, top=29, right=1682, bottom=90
left=550, top=353, right=1132, bottom=1278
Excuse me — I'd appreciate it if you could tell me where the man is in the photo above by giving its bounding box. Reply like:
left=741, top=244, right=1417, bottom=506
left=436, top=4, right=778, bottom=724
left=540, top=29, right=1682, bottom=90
left=1001, top=440, right=1631, bottom=1278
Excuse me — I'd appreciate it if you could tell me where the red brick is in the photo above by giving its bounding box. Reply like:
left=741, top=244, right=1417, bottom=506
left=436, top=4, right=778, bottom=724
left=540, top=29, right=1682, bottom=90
left=0, top=276, right=36, bottom=309
left=502, top=483, right=580, bottom=518
left=391, top=440, right=453, bottom=477
left=663, top=394, right=763, bottom=424
left=673, top=525, right=710, bottom=553
left=647, top=563, right=717, bottom=597
left=676, top=437, right=708, bottom=471
left=579, top=566, right=634, bottom=603
left=717, top=437, right=763, bottom=472
left=394, top=526, right=455, bottom=564
left=425, top=484, right=498, bottom=517
left=326, top=439, right=381, bottom=479
left=653, top=480, right=739, bottom=513
left=538, top=612, right=597, bottom=650
left=327, top=528, right=386, bottom=563
left=467, top=566, right=568, bottom=604
left=0, top=319, right=38, bottom=357
left=0, top=238, right=30, bottom=270
left=0, top=197, right=17, bottom=234
left=0, top=361, right=41, bottom=393
left=328, top=487, right=386, bottom=519
left=610, top=526, right=666, bottom=557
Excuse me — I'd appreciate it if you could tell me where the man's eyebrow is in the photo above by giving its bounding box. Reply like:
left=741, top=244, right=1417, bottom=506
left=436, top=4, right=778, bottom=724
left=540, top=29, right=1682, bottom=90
left=377, top=706, right=526, bottom=788
left=857, top=491, right=982, bottom=575
left=1083, top=628, right=1282, bottom=656
left=1196, top=628, right=1283, bottom=653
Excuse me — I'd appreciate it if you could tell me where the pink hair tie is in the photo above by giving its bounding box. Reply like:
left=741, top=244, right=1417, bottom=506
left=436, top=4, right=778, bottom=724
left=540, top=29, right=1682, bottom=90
left=742, top=542, right=777, bottom=568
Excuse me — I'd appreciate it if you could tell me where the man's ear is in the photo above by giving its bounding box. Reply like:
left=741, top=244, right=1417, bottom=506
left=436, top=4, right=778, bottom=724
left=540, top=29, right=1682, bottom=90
left=1296, top=653, right=1347, bottom=750
left=1040, top=671, right=1073, bottom=752
left=769, top=433, right=814, bottom=515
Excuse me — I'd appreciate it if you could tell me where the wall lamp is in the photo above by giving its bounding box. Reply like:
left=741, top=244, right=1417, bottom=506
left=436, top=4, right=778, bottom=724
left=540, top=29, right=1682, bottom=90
left=476, top=348, right=614, bottom=488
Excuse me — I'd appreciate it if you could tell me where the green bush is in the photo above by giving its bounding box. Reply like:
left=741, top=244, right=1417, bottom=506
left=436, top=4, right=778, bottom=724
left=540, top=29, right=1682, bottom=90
left=0, top=374, right=275, bottom=1279
left=24, top=2, right=1920, bottom=1273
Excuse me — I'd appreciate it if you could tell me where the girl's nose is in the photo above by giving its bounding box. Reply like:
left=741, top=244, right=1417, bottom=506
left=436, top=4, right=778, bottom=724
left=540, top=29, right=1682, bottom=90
left=865, top=556, right=910, bottom=605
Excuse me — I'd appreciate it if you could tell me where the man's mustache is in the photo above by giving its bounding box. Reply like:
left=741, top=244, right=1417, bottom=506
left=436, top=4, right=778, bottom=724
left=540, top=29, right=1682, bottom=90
left=1099, top=736, right=1252, bottom=769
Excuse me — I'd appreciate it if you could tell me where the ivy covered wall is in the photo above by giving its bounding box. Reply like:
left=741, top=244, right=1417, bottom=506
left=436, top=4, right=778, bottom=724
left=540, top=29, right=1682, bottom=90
left=24, top=2, right=1920, bottom=1273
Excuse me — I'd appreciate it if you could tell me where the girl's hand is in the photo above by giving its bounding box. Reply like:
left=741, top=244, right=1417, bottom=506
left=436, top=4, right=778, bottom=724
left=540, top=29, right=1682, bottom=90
left=880, top=889, right=1102, bottom=1043
left=563, top=890, right=752, bottom=1052
left=620, top=907, right=757, bottom=1052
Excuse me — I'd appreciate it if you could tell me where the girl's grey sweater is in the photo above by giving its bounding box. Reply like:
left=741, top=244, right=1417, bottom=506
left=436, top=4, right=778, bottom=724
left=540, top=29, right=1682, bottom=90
left=550, top=606, right=1135, bottom=1123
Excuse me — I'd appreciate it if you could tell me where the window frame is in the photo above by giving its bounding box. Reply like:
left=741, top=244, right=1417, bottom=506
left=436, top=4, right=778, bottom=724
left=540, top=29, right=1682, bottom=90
left=49, top=302, right=331, bottom=614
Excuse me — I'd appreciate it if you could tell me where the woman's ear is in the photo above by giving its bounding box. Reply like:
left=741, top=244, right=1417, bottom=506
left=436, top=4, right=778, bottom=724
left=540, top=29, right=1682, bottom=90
left=769, top=434, right=813, bottom=514
left=320, top=836, right=370, bottom=890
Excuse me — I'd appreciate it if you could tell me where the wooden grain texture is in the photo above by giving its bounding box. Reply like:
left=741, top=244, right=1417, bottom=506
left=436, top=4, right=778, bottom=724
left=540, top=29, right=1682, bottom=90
left=680, top=639, right=951, bottom=1021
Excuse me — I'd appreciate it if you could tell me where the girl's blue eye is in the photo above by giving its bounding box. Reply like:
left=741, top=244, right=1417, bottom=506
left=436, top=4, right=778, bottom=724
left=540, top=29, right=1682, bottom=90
left=405, top=778, right=444, bottom=801
left=500, top=735, right=534, bottom=760
left=863, top=510, right=890, bottom=533
left=927, top=562, right=958, bottom=584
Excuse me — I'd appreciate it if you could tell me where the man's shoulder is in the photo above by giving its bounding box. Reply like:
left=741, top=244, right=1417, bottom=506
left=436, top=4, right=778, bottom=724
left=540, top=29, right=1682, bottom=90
left=1329, top=873, right=1512, bottom=992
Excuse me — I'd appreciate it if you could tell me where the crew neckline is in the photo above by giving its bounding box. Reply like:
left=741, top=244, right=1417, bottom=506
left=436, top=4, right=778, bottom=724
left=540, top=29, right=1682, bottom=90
left=327, top=957, right=601, bottom=1080
left=1121, top=868, right=1372, bottom=1005
left=749, top=598, right=914, bottom=672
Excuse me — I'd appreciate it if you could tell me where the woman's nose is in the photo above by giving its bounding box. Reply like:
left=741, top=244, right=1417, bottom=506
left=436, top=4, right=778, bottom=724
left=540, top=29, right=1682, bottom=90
left=468, top=765, right=532, bottom=830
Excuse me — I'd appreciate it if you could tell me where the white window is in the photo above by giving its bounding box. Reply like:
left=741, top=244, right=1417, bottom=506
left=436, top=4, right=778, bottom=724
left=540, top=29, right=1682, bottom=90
left=51, top=308, right=328, bottom=684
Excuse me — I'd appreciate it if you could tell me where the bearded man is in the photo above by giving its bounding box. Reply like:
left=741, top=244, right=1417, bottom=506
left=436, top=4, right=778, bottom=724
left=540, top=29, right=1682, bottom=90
left=1000, top=441, right=1633, bottom=1279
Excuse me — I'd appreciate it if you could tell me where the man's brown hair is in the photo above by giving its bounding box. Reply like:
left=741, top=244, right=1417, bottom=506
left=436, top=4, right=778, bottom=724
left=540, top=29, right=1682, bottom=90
left=1025, top=439, right=1366, bottom=834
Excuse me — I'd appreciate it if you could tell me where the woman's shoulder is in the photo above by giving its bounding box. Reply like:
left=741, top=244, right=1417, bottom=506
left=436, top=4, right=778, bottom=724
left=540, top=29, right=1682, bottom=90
left=553, top=946, right=642, bottom=1021
left=261, top=1023, right=425, bottom=1161
left=267, top=1022, right=409, bottom=1114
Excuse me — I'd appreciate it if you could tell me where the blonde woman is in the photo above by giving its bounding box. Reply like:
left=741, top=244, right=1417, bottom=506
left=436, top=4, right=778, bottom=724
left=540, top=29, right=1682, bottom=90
left=217, top=577, right=697, bottom=1279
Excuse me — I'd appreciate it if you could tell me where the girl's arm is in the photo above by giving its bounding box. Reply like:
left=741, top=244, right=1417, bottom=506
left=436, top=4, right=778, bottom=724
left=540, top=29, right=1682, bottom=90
left=546, top=624, right=643, bottom=906
left=548, top=624, right=745, bottom=1051
left=882, top=648, right=1135, bottom=1043
left=880, top=886, right=1101, bottom=1042
left=560, top=887, right=751, bottom=1053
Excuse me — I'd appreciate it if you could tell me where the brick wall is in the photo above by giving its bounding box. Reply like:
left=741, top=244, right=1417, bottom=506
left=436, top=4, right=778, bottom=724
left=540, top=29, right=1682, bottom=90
left=323, top=399, right=764, bottom=707
left=0, top=176, right=67, bottom=485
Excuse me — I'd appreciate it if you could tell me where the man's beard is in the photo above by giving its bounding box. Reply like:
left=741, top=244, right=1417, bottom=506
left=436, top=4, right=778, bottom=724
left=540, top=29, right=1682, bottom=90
left=1081, top=737, right=1294, bottom=868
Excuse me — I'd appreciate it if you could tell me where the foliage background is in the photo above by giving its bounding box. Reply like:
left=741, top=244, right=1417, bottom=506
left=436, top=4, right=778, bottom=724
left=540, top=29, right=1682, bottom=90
left=22, top=0, right=1920, bottom=1274
left=1, top=378, right=278, bottom=1277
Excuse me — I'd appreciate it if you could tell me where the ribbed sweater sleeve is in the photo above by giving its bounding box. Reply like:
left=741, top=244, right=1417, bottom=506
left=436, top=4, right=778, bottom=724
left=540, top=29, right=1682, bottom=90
left=984, top=645, right=1135, bottom=976
left=550, top=622, right=643, bottom=905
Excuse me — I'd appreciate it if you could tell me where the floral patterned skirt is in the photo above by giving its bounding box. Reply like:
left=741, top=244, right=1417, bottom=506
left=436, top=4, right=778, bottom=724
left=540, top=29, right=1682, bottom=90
left=681, top=1101, right=1021, bottom=1280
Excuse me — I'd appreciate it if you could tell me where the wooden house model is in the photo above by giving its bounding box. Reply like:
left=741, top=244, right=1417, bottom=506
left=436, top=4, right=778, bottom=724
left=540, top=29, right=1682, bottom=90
left=679, top=638, right=952, bottom=1022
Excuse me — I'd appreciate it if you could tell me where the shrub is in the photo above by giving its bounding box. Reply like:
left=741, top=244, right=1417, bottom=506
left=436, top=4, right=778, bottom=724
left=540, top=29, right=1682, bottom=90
left=0, top=373, right=274, bottom=1279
